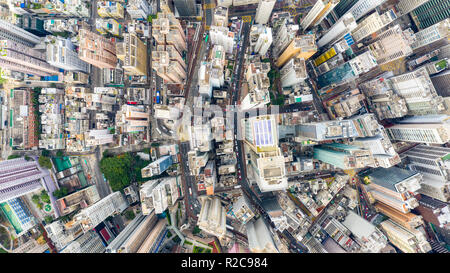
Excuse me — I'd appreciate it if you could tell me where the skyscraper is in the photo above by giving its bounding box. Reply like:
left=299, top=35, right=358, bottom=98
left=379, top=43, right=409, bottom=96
left=173, top=0, right=196, bottom=16
left=46, top=37, right=89, bottom=73
left=0, top=18, right=41, bottom=47
left=0, top=40, right=59, bottom=76
left=280, top=58, right=308, bottom=88
left=301, top=0, right=340, bottom=30
left=317, top=13, right=357, bottom=48
left=74, top=192, right=128, bottom=232
left=60, top=230, right=106, bottom=253
left=410, top=19, right=450, bottom=51
left=139, top=177, right=180, bottom=214
left=242, top=115, right=288, bottom=192
left=197, top=196, right=227, bottom=239
left=78, top=28, right=117, bottom=69
left=386, top=115, right=450, bottom=144
left=313, top=143, right=375, bottom=169
left=389, top=67, right=446, bottom=115
left=246, top=217, right=279, bottom=253
left=249, top=24, right=273, bottom=56
left=402, top=144, right=450, bottom=202
left=116, top=33, right=148, bottom=76
left=255, top=0, right=277, bottom=25
left=380, top=219, right=431, bottom=253
left=364, top=167, right=422, bottom=213
left=410, top=0, right=450, bottom=30
left=276, top=35, right=317, bottom=67
left=0, top=158, right=48, bottom=203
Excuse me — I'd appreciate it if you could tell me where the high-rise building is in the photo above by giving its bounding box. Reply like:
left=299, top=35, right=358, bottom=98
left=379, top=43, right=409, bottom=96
left=380, top=219, right=431, bottom=253
left=317, top=13, right=357, bottom=48
left=344, top=0, right=387, bottom=21
left=45, top=220, right=84, bottom=251
left=396, top=0, right=429, bottom=16
left=295, top=119, right=359, bottom=141
left=255, top=0, right=276, bottom=25
left=410, top=0, right=450, bottom=30
left=173, top=0, right=196, bottom=16
left=126, top=0, right=152, bottom=20
left=210, top=26, right=235, bottom=54
left=364, top=166, right=422, bottom=213
left=276, top=35, right=317, bottom=67
left=233, top=0, right=259, bottom=5
left=46, top=37, right=89, bottom=73
left=0, top=18, right=41, bottom=47
left=213, top=6, right=228, bottom=27
left=313, top=143, right=375, bottom=169
left=386, top=115, right=450, bottom=144
left=60, top=230, right=106, bottom=253
left=16, top=15, right=49, bottom=37
left=0, top=40, right=59, bottom=76
left=431, top=70, right=450, bottom=98
left=341, top=210, right=388, bottom=253
left=152, top=11, right=187, bottom=83
left=411, top=19, right=450, bottom=51
left=402, top=144, right=450, bottom=202
left=197, top=196, right=227, bottom=239
left=249, top=24, right=272, bottom=56
left=97, top=1, right=125, bottom=19
left=389, top=67, right=446, bottom=115
left=139, top=176, right=181, bottom=214
left=241, top=61, right=271, bottom=110
left=331, top=0, right=359, bottom=18
left=115, top=104, right=150, bottom=133
left=301, top=0, right=340, bottom=30
left=0, top=158, right=48, bottom=203
left=116, top=33, right=147, bottom=76
left=242, top=115, right=288, bottom=192
left=231, top=195, right=255, bottom=224
left=374, top=202, right=424, bottom=231
left=367, top=24, right=415, bottom=65
left=415, top=195, right=450, bottom=229
left=78, top=28, right=117, bottom=69
left=280, top=58, right=308, bottom=88
left=106, top=212, right=159, bottom=253
left=136, top=218, right=168, bottom=253
left=246, top=217, right=279, bottom=253
left=55, top=185, right=101, bottom=216
left=74, top=192, right=128, bottom=232
left=351, top=9, right=397, bottom=42
left=141, top=156, right=174, bottom=178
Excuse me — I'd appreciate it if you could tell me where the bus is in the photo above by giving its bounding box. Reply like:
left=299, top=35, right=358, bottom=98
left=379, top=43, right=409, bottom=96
left=156, top=90, right=161, bottom=104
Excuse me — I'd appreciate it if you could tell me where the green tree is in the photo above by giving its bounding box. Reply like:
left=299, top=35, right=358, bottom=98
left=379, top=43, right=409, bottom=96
left=31, top=195, right=40, bottom=204
left=36, top=203, right=43, bottom=210
left=7, top=155, right=21, bottom=160
left=100, top=153, right=133, bottom=192
left=40, top=190, right=50, bottom=204
left=38, top=156, right=52, bottom=169
left=41, top=149, right=50, bottom=157
left=124, top=210, right=135, bottom=221
left=24, top=155, right=32, bottom=161
left=193, top=226, right=201, bottom=235
left=53, top=187, right=69, bottom=199
left=56, top=150, right=64, bottom=157
left=44, top=216, right=53, bottom=224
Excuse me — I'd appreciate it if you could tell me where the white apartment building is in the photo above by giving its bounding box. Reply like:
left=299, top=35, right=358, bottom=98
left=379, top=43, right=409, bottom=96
left=246, top=217, right=279, bottom=253
left=0, top=18, right=41, bottom=47
left=301, top=0, right=339, bottom=30
left=351, top=9, right=397, bottom=42
left=389, top=67, right=446, bottom=115
left=46, top=37, right=89, bottom=72
left=386, top=115, right=450, bottom=144
left=380, top=219, right=432, bottom=253
left=346, top=0, right=387, bottom=21
left=126, top=0, right=151, bottom=19
left=197, top=196, right=227, bottom=239
left=209, top=26, right=235, bottom=54
left=280, top=57, right=308, bottom=87
left=317, top=13, right=357, bottom=48
left=250, top=24, right=273, bottom=56
left=411, top=19, right=450, bottom=51
left=367, top=24, right=415, bottom=65
left=255, top=0, right=276, bottom=25
left=60, top=230, right=106, bottom=253
left=74, top=192, right=128, bottom=232
left=139, top=177, right=180, bottom=214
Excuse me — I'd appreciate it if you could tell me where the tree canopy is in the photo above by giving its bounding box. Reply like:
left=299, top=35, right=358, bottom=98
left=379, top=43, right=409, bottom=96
left=38, top=156, right=52, bottom=169
left=124, top=210, right=135, bottom=221
left=100, top=153, right=133, bottom=192
left=40, top=190, right=50, bottom=204
left=53, top=187, right=69, bottom=199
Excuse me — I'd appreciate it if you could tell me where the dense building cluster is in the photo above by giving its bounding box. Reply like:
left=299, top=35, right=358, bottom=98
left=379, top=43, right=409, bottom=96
left=0, top=0, right=449, bottom=255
